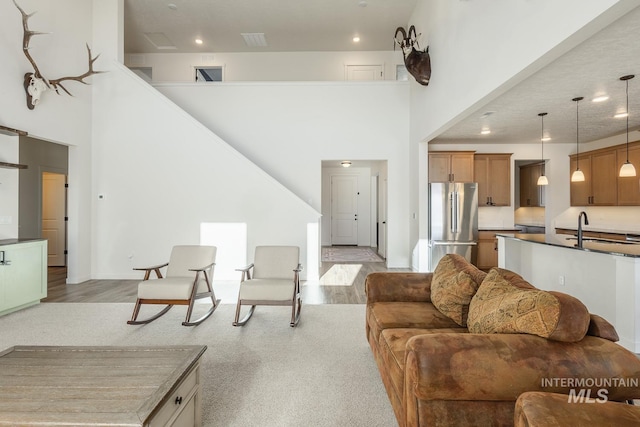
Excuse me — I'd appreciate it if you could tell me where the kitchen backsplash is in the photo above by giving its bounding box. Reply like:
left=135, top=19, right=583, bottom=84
left=554, top=206, right=640, bottom=233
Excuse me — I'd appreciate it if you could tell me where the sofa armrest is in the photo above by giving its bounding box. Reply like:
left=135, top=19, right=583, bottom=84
left=365, top=272, right=433, bottom=303
left=404, top=333, right=640, bottom=402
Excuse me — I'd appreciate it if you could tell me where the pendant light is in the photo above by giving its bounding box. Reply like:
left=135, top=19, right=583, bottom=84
left=571, top=97, right=585, bottom=182
left=619, top=74, right=636, bottom=177
left=537, top=112, right=549, bottom=186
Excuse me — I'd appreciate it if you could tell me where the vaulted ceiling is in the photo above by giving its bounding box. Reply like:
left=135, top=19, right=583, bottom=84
left=124, top=1, right=640, bottom=146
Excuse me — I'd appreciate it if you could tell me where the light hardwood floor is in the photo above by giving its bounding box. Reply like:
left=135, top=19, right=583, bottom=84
left=44, top=251, right=411, bottom=304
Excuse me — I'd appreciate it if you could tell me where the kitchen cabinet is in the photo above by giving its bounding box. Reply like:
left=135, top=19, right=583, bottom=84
left=570, top=149, right=617, bottom=206
left=617, top=142, right=640, bottom=206
left=429, top=151, right=475, bottom=183
left=0, top=239, right=47, bottom=316
left=474, top=153, right=511, bottom=206
left=477, top=229, right=519, bottom=271
left=519, top=163, right=544, bottom=207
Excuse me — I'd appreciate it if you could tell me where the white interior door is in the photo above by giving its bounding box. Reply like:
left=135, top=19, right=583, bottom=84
left=42, top=172, right=66, bottom=266
left=331, top=175, right=358, bottom=245
left=346, top=65, right=383, bottom=81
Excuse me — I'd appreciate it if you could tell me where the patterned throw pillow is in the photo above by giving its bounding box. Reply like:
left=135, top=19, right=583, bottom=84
left=467, top=268, right=590, bottom=342
left=430, top=254, right=487, bottom=327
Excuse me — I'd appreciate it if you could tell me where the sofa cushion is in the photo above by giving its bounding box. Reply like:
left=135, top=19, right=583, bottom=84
left=467, top=268, right=590, bottom=342
left=430, top=254, right=487, bottom=327
left=367, top=301, right=463, bottom=345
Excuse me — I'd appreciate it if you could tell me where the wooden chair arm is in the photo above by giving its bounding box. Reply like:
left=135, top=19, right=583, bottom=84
left=235, top=263, right=254, bottom=273
left=133, top=262, right=169, bottom=271
left=188, top=262, right=216, bottom=272
left=133, top=262, right=169, bottom=280
left=236, top=263, right=254, bottom=281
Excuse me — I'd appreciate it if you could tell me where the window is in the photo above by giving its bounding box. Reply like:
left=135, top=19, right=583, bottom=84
left=195, top=67, right=223, bottom=82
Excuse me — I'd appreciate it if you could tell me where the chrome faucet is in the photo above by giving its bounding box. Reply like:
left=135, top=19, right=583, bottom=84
left=577, top=211, right=589, bottom=248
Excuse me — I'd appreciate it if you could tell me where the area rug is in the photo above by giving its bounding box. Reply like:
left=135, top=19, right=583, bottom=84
left=322, top=246, right=384, bottom=262
left=0, top=303, right=395, bottom=427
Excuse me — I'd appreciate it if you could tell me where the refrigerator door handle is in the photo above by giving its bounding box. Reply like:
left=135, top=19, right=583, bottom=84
left=430, top=241, right=477, bottom=246
left=451, top=191, right=459, bottom=234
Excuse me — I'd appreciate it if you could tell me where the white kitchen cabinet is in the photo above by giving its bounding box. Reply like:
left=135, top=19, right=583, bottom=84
left=0, top=239, right=47, bottom=316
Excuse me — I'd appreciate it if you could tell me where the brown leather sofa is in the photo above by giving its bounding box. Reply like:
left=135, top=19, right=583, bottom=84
left=365, top=254, right=640, bottom=426
left=515, top=391, right=640, bottom=426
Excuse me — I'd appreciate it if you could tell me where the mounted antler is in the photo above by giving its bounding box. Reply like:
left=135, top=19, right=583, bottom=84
left=393, top=25, right=431, bottom=86
left=394, top=27, right=407, bottom=50
left=49, top=44, right=102, bottom=96
left=13, top=0, right=103, bottom=110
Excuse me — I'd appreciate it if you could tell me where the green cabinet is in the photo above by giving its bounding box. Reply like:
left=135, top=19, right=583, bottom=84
left=0, top=239, right=47, bottom=316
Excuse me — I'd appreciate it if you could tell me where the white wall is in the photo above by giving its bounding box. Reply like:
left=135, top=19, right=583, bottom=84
left=126, top=51, right=405, bottom=82
left=155, top=81, right=412, bottom=268
left=91, top=63, right=321, bottom=280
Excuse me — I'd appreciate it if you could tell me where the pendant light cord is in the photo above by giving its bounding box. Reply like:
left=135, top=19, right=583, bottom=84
left=575, top=98, right=580, bottom=169
left=626, top=78, right=630, bottom=161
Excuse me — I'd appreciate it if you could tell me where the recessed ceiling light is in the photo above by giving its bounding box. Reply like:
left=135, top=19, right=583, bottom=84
left=479, top=111, right=496, bottom=119
left=358, top=0, right=368, bottom=7
left=352, top=36, right=360, bottom=43
left=480, top=129, right=491, bottom=135
left=614, top=112, right=628, bottom=118
left=592, top=95, right=609, bottom=102
left=541, top=136, right=551, bottom=142
left=167, top=3, right=177, bottom=10
left=341, top=161, right=352, bottom=167
left=195, top=38, right=203, bottom=45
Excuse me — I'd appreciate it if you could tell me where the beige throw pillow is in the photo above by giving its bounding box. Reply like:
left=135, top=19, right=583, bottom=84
left=430, top=254, right=487, bottom=327
left=467, top=268, right=590, bottom=342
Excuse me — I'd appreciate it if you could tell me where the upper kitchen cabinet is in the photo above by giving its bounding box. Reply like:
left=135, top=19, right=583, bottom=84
left=569, top=148, right=617, bottom=206
left=475, top=153, right=511, bottom=206
left=429, top=151, right=475, bottom=183
left=617, top=141, right=640, bottom=205
left=519, top=163, right=544, bottom=207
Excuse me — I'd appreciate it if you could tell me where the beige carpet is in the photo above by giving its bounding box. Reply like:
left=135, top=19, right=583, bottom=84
left=322, top=247, right=384, bottom=262
left=0, top=303, right=396, bottom=427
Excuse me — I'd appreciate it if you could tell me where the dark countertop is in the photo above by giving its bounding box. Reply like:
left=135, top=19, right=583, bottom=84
left=0, top=238, right=46, bottom=246
left=497, top=233, right=640, bottom=258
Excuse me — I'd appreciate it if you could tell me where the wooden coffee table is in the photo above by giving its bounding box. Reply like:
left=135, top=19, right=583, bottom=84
left=0, top=345, right=207, bottom=426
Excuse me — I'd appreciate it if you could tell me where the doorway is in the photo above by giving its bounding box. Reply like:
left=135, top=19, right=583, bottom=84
left=42, top=172, right=67, bottom=266
left=321, top=160, right=387, bottom=257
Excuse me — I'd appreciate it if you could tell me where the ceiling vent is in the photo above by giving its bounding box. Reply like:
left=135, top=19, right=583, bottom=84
left=143, top=32, right=177, bottom=50
left=241, top=33, right=268, bottom=47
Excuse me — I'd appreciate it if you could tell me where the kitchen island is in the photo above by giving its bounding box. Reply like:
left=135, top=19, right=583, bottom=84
left=497, top=233, right=640, bottom=352
left=0, top=239, right=47, bottom=316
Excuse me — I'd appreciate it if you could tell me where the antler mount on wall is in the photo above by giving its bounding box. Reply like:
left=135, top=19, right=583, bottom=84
left=394, top=25, right=431, bottom=86
left=13, top=0, right=103, bottom=110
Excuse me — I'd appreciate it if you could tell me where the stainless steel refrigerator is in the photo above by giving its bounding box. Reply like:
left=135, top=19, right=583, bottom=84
left=428, top=182, right=478, bottom=271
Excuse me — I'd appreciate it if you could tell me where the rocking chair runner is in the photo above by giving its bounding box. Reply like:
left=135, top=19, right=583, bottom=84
left=128, top=245, right=219, bottom=326
left=233, top=245, right=302, bottom=327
